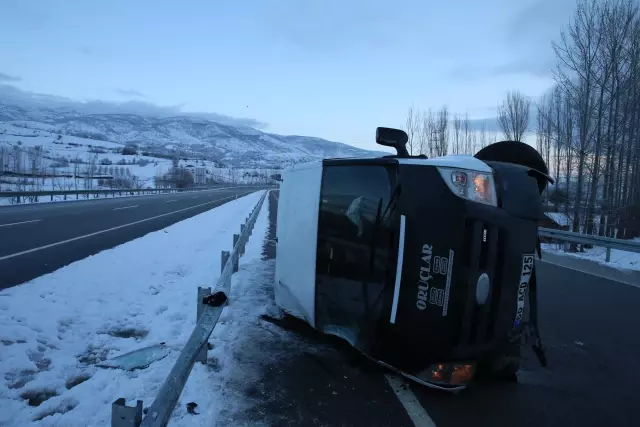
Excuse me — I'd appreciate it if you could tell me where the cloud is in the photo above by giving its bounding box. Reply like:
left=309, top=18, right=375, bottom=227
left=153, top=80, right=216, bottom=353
left=500, top=0, right=576, bottom=69
left=0, top=72, right=21, bottom=83
left=490, top=59, right=555, bottom=79
left=258, top=0, right=423, bottom=56
left=449, top=58, right=555, bottom=81
left=115, top=88, right=146, bottom=98
left=0, top=84, right=267, bottom=129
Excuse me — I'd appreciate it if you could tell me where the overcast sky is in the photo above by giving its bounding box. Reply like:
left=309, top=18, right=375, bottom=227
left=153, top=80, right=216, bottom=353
left=0, top=0, right=576, bottom=150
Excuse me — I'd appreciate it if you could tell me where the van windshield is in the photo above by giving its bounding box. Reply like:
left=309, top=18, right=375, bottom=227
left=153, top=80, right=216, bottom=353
left=314, top=164, right=398, bottom=350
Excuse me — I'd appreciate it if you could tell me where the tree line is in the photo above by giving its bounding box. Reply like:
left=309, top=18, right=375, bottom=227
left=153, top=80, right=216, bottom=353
left=536, top=0, right=640, bottom=237
left=405, top=0, right=640, bottom=238
left=404, top=106, right=504, bottom=157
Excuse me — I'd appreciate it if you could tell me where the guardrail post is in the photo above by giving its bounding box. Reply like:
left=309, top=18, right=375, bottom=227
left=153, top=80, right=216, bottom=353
left=221, top=251, right=230, bottom=273
left=605, top=248, right=611, bottom=262
left=239, top=224, right=246, bottom=255
left=232, top=234, right=240, bottom=273
left=111, top=398, right=142, bottom=427
left=195, top=286, right=212, bottom=364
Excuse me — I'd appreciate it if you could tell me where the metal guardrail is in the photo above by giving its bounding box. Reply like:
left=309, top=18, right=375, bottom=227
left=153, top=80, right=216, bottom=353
left=538, top=227, right=640, bottom=262
left=111, top=190, right=269, bottom=427
left=0, top=184, right=275, bottom=203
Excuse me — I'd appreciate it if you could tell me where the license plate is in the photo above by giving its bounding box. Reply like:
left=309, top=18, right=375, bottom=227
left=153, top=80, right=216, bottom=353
left=514, top=254, right=535, bottom=327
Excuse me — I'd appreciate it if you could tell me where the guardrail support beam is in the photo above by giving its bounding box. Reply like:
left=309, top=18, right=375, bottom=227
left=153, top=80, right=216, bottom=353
left=606, top=247, right=611, bottom=262
left=196, top=286, right=212, bottom=364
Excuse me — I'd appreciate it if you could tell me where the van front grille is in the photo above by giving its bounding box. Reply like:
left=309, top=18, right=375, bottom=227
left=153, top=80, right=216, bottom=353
left=454, top=218, right=505, bottom=353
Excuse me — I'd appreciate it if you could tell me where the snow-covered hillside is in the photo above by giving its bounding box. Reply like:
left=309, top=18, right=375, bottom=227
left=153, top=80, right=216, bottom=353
left=0, top=102, right=383, bottom=169
left=0, top=101, right=385, bottom=200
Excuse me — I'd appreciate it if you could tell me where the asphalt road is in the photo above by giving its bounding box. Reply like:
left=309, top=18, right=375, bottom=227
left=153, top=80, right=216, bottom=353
left=0, top=187, right=264, bottom=290
left=409, top=260, right=640, bottom=427
left=240, top=190, right=639, bottom=427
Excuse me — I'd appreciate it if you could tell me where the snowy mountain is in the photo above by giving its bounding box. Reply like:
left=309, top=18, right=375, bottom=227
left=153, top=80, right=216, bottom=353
left=0, top=102, right=385, bottom=168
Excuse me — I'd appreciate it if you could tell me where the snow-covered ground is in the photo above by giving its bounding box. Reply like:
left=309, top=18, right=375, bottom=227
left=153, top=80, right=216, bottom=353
left=0, top=190, right=274, bottom=426
left=0, top=122, right=281, bottom=197
left=542, top=240, right=640, bottom=272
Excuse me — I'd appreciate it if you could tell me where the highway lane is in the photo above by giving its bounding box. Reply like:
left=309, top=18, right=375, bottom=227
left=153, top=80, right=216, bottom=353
left=0, top=187, right=242, bottom=257
left=245, top=193, right=639, bottom=427
left=0, top=187, right=264, bottom=289
left=406, top=260, right=640, bottom=427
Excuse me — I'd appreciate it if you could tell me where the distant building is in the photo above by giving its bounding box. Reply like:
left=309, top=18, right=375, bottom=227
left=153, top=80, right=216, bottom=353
left=194, top=167, right=206, bottom=185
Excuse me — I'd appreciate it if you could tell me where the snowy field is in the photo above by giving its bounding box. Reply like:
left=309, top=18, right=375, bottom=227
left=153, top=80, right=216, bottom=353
left=542, top=240, right=640, bottom=272
left=0, top=122, right=280, bottom=198
left=0, top=190, right=276, bottom=426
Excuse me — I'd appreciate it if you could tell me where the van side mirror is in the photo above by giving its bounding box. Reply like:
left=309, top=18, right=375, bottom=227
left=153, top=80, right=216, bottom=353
left=376, top=127, right=409, bottom=157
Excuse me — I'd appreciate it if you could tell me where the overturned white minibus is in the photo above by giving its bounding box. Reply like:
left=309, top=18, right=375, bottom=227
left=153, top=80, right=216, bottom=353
left=275, top=127, right=551, bottom=390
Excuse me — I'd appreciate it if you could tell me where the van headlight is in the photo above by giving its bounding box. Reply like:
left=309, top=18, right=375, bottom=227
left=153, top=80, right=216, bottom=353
left=437, top=167, right=497, bottom=207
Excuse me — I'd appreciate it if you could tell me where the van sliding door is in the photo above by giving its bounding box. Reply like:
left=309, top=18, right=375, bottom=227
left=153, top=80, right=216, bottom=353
left=315, top=164, right=398, bottom=351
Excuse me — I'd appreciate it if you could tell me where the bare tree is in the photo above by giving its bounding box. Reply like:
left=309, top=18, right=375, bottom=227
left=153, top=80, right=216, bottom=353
left=497, top=90, right=531, bottom=142
left=452, top=114, right=462, bottom=154
left=552, top=0, right=604, bottom=235
left=478, top=123, right=488, bottom=149
left=462, top=113, right=474, bottom=154
left=435, top=106, right=449, bottom=156
left=418, top=110, right=430, bottom=156
left=423, top=109, right=437, bottom=157
left=73, top=156, right=81, bottom=192
left=84, top=154, right=99, bottom=191
left=405, top=105, right=420, bottom=155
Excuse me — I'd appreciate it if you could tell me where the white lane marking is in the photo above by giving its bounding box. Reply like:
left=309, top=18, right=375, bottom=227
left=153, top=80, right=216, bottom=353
left=538, top=258, right=640, bottom=289
left=0, top=219, right=42, bottom=228
left=0, top=193, right=245, bottom=262
left=165, top=200, right=178, bottom=203
left=390, top=214, right=406, bottom=324
left=113, top=205, right=139, bottom=211
left=384, top=374, right=437, bottom=427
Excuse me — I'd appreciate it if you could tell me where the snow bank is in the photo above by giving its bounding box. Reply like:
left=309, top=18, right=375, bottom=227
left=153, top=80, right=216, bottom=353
left=0, top=190, right=268, bottom=426
left=542, top=242, right=640, bottom=272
